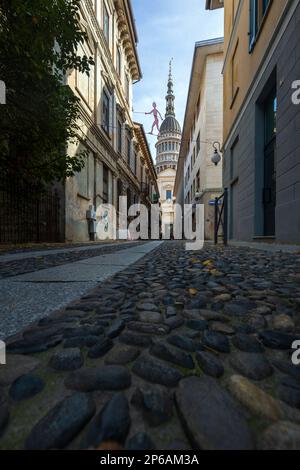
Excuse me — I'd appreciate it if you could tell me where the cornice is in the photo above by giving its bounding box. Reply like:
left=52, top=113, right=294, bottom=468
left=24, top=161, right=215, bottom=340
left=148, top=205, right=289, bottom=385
left=83, top=0, right=140, bottom=90
left=114, top=0, right=142, bottom=80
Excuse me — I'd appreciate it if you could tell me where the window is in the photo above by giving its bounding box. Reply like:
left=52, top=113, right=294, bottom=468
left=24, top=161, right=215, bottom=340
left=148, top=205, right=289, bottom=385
left=103, top=164, right=109, bottom=203
left=76, top=43, right=94, bottom=110
left=133, top=152, right=137, bottom=175
left=126, top=132, right=131, bottom=164
left=196, top=133, right=201, bottom=155
left=166, top=190, right=172, bottom=201
left=262, top=0, right=270, bottom=15
left=117, top=120, right=122, bottom=153
left=77, top=151, right=90, bottom=199
left=249, top=0, right=271, bottom=52
left=125, top=73, right=130, bottom=102
left=196, top=170, right=200, bottom=192
left=116, top=47, right=121, bottom=76
left=102, top=90, right=110, bottom=133
left=103, top=3, right=110, bottom=44
left=231, top=41, right=239, bottom=102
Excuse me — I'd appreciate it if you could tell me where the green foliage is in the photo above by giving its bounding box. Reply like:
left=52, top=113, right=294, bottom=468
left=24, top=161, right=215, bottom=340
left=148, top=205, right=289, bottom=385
left=0, top=0, right=94, bottom=188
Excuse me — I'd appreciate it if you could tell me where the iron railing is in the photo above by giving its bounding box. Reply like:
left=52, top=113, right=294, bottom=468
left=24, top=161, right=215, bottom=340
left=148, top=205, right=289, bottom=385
left=0, top=183, right=61, bottom=244
left=214, top=188, right=228, bottom=246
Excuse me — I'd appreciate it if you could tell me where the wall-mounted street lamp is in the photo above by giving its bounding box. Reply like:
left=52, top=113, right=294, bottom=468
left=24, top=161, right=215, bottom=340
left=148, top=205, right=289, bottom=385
left=211, top=141, right=222, bottom=166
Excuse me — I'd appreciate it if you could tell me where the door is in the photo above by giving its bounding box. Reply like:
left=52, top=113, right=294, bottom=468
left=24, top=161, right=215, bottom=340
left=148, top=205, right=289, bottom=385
left=263, top=89, right=277, bottom=236
left=263, top=137, right=276, bottom=236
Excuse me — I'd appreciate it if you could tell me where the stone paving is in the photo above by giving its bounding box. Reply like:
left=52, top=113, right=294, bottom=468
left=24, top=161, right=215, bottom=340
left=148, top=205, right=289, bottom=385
left=0, top=241, right=300, bottom=450
left=0, top=242, right=160, bottom=340
left=0, top=241, right=146, bottom=279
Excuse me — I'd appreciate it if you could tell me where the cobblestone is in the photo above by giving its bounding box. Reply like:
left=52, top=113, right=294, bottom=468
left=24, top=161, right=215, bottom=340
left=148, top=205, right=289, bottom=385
left=0, top=241, right=300, bottom=450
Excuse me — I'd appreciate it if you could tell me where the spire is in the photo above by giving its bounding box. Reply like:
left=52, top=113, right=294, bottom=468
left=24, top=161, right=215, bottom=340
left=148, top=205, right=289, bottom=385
left=166, top=58, right=175, bottom=117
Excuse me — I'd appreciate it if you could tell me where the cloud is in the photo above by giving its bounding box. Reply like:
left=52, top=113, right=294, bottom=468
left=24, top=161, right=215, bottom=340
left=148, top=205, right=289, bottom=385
left=132, top=0, right=224, bottom=158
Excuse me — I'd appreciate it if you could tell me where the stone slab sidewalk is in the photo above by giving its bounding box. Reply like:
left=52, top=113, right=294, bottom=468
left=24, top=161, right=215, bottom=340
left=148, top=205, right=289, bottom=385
left=0, top=242, right=161, bottom=340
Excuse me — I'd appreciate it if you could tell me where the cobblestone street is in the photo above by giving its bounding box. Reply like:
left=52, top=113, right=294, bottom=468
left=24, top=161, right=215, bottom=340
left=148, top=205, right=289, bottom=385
left=0, top=241, right=300, bottom=450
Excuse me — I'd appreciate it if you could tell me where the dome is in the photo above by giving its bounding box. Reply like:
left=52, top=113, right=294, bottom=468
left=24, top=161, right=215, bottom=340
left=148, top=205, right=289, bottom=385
left=160, top=115, right=181, bottom=135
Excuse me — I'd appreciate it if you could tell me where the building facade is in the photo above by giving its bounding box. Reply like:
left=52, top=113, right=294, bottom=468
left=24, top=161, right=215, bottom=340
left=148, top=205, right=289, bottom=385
left=174, top=38, right=224, bottom=240
left=155, top=63, right=181, bottom=237
left=64, top=0, right=153, bottom=242
left=206, top=0, right=300, bottom=244
left=134, top=121, right=160, bottom=212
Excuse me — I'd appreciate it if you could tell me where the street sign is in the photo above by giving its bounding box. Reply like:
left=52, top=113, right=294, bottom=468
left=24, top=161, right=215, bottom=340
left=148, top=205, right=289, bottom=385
left=209, top=200, right=222, bottom=206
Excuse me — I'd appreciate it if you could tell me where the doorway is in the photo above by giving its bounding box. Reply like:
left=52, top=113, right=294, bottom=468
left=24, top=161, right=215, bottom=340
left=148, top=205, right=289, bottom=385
left=263, top=88, right=277, bottom=236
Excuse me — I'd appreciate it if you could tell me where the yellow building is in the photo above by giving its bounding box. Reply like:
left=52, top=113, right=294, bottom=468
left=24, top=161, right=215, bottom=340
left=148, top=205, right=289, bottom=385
left=206, top=0, right=300, bottom=244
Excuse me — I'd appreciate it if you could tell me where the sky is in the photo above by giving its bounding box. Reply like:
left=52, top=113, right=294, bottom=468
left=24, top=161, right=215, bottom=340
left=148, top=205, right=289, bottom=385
left=131, top=0, right=224, bottom=157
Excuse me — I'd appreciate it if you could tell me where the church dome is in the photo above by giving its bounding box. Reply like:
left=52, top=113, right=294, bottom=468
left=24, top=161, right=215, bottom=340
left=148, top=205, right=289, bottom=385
left=160, top=115, right=181, bottom=135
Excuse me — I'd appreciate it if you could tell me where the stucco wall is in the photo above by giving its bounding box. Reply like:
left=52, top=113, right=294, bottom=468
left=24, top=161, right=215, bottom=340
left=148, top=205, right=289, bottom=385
left=223, top=0, right=290, bottom=142
left=224, top=2, right=300, bottom=243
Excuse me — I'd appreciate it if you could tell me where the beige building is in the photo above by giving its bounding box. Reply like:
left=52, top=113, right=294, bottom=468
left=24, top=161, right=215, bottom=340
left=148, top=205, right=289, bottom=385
left=134, top=123, right=159, bottom=209
left=155, top=63, right=181, bottom=238
left=174, top=38, right=224, bottom=240
left=64, top=0, right=155, bottom=242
